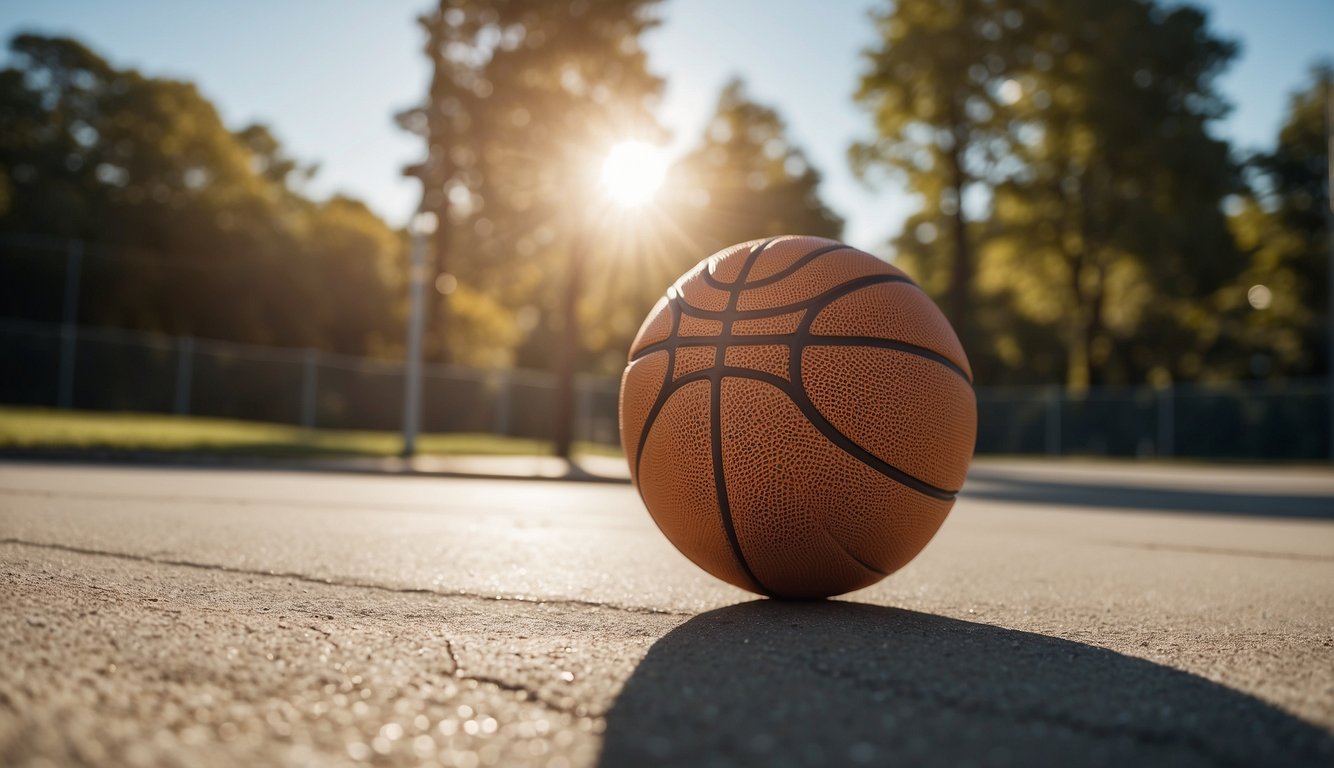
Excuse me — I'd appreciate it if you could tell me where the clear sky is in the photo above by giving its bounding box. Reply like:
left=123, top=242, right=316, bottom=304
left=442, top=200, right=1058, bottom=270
left=3, top=0, right=1331, bottom=254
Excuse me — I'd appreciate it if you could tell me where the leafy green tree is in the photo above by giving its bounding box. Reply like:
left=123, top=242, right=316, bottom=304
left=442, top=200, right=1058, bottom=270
left=398, top=0, right=665, bottom=370
left=399, top=0, right=666, bottom=455
left=0, top=34, right=406, bottom=356
left=861, top=1, right=1242, bottom=388
left=236, top=123, right=316, bottom=189
left=395, top=1, right=516, bottom=363
left=664, top=78, right=843, bottom=256
left=550, top=77, right=847, bottom=378
left=473, top=0, right=666, bottom=366
left=852, top=0, right=1019, bottom=342
left=988, top=0, right=1239, bottom=388
left=305, top=196, right=409, bottom=355
left=1223, top=65, right=1332, bottom=379
left=890, top=210, right=1068, bottom=385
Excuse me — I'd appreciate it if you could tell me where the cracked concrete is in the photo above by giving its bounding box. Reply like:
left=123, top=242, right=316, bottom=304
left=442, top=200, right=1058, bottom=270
left=1, top=545, right=652, bottom=767
left=2, top=460, right=1333, bottom=767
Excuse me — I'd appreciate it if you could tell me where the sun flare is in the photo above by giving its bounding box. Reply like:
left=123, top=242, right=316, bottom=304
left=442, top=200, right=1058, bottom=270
left=600, top=141, right=668, bottom=208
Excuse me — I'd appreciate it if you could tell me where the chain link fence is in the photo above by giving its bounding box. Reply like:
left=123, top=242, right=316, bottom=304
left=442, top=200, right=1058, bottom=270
left=3, top=233, right=1330, bottom=460
left=0, top=318, right=621, bottom=447
left=977, top=380, right=1330, bottom=460
left=1, top=316, right=1329, bottom=460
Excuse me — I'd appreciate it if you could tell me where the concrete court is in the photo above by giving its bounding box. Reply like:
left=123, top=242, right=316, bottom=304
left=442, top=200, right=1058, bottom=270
left=1, top=459, right=1332, bottom=767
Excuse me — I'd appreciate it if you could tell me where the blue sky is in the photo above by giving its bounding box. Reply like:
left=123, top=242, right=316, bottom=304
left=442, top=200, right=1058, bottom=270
left=3, top=0, right=1331, bottom=253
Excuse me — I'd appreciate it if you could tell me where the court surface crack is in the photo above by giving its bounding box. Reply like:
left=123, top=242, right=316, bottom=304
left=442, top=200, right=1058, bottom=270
left=442, top=638, right=582, bottom=716
left=0, top=538, right=692, bottom=617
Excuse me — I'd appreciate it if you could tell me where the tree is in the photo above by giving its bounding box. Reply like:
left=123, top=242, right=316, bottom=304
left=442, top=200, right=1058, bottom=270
left=858, top=1, right=1242, bottom=388
left=305, top=196, right=409, bottom=356
left=664, top=78, right=843, bottom=256
left=396, top=1, right=515, bottom=364
left=0, top=34, right=406, bottom=356
left=397, top=1, right=665, bottom=368
left=890, top=209, right=1068, bottom=385
left=399, top=1, right=667, bottom=456
left=852, top=0, right=1019, bottom=343
left=554, top=77, right=847, bottom=378
left=988, top=0, right=1239, bottom=388
left=1223, top=64, right=1332, bottom=379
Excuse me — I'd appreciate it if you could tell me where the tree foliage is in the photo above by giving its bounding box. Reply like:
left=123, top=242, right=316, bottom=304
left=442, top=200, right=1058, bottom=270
left=664, top=78, right=843, bottom=257
left=857, top=0, right=1246, bottom=388
left=6, top=7, right=1325, bottom=395
left=398, top=4, right=850, bottom=375
left=0, top=34, right=406, bottom=356
left=992, top=0, right=1239, bottom=388
left=853, top=0, right=1019, bottom=343
left=398, top=0, right=666, bottom=369
left=1223, top=65, right=1332, bottom=380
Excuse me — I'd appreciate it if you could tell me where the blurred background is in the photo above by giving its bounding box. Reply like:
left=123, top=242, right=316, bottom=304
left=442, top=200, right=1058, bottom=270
left=0, top=0, right=1330, bottom=462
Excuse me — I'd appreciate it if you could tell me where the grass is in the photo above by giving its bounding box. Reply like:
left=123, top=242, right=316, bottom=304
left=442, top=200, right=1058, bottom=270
left=0, top=407, right=622, bottom=459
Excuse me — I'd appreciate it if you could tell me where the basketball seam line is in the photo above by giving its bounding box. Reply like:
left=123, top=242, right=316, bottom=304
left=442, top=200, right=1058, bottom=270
left=792, top=305, right=961, bottom=500
left=633, top=333, right=971, bottom=385
left=631, top=295, right=682, bottom=501
left=634, top=259, right=964, bottom=501
left=741, top=244, right=856, bottom=289
left=632, top=252, right=962, bottom=500
left=712, top=239, right=777, bottom=596
left=630, top=274, right=972, bottom=385
left=669, top=272, right=918, bottom=322
left=657, top=367, right=959, bottom=501
left=699, top=243, right=851, bottom=291
left=629, top=241, right=962, bottom=595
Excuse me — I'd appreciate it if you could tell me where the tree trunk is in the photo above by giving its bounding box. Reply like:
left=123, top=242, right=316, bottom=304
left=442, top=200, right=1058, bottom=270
left=1065, top=256, right=1090, bottom=392
left=553, top=230, right=589, bottom=460
left=1067, top=171, right=1107, bottom=390
left=428, top=204, right=450, bottom=364
left=1065, top=264, right=1107, bottom=392
left=944, top=104, right=971, bottom=340
left=1084, top=262, right=1106, bottom=388
left=419, top=16, right=456, bottom=365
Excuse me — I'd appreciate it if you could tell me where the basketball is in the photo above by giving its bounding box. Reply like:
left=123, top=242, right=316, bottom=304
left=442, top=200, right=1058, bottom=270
left=619, top=236, right=977, bottom=598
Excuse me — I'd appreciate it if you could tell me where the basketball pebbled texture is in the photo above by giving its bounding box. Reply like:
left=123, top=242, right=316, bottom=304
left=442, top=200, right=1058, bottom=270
left=619, top=236, right=977, bottom=599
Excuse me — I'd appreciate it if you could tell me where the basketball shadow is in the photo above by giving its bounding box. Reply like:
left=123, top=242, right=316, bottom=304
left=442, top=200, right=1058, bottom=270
left=598, top=601, right=1332, bottom=768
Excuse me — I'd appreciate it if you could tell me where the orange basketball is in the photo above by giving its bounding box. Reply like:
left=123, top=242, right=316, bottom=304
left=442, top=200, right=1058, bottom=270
left=619, top=236, right=976, bottom=599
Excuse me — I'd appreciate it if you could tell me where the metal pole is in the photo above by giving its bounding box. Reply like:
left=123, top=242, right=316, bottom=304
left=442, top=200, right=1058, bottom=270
left=1325, top=74, right=1334, bottom=463
left=174, top=335, right=194, bottom=415
left=57, top=240, right=83, bottom=409
left=301, top=347, right=319, bottom=429
left=402, top=225, right=429, bottom=457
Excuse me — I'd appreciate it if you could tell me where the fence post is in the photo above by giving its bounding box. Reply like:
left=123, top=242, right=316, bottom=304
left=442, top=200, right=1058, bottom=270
left=492, top=370, right=513, bottom=436
left=174, top=336, right=194, bottom=415
left=301, top=347, right=319, bottom=429
left=1045, top=385, right=1062, bottom=456
left=1324, top=74, right=1334, bottom=463
left=1157, top=385, right=1175, bottom=458
left=576, top=377, right=595, bottom=445
left=56, top=240, right=84, bottom=409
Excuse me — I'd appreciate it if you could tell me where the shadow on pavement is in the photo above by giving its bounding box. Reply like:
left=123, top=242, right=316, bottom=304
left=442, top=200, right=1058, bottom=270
left=599, top=601, right=1333, bottom=768
left=964, top=469, right=1334, bottom=519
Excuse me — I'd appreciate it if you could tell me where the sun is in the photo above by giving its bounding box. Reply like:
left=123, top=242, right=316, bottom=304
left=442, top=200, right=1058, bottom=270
left=600, top=140, right=669, bottom=208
